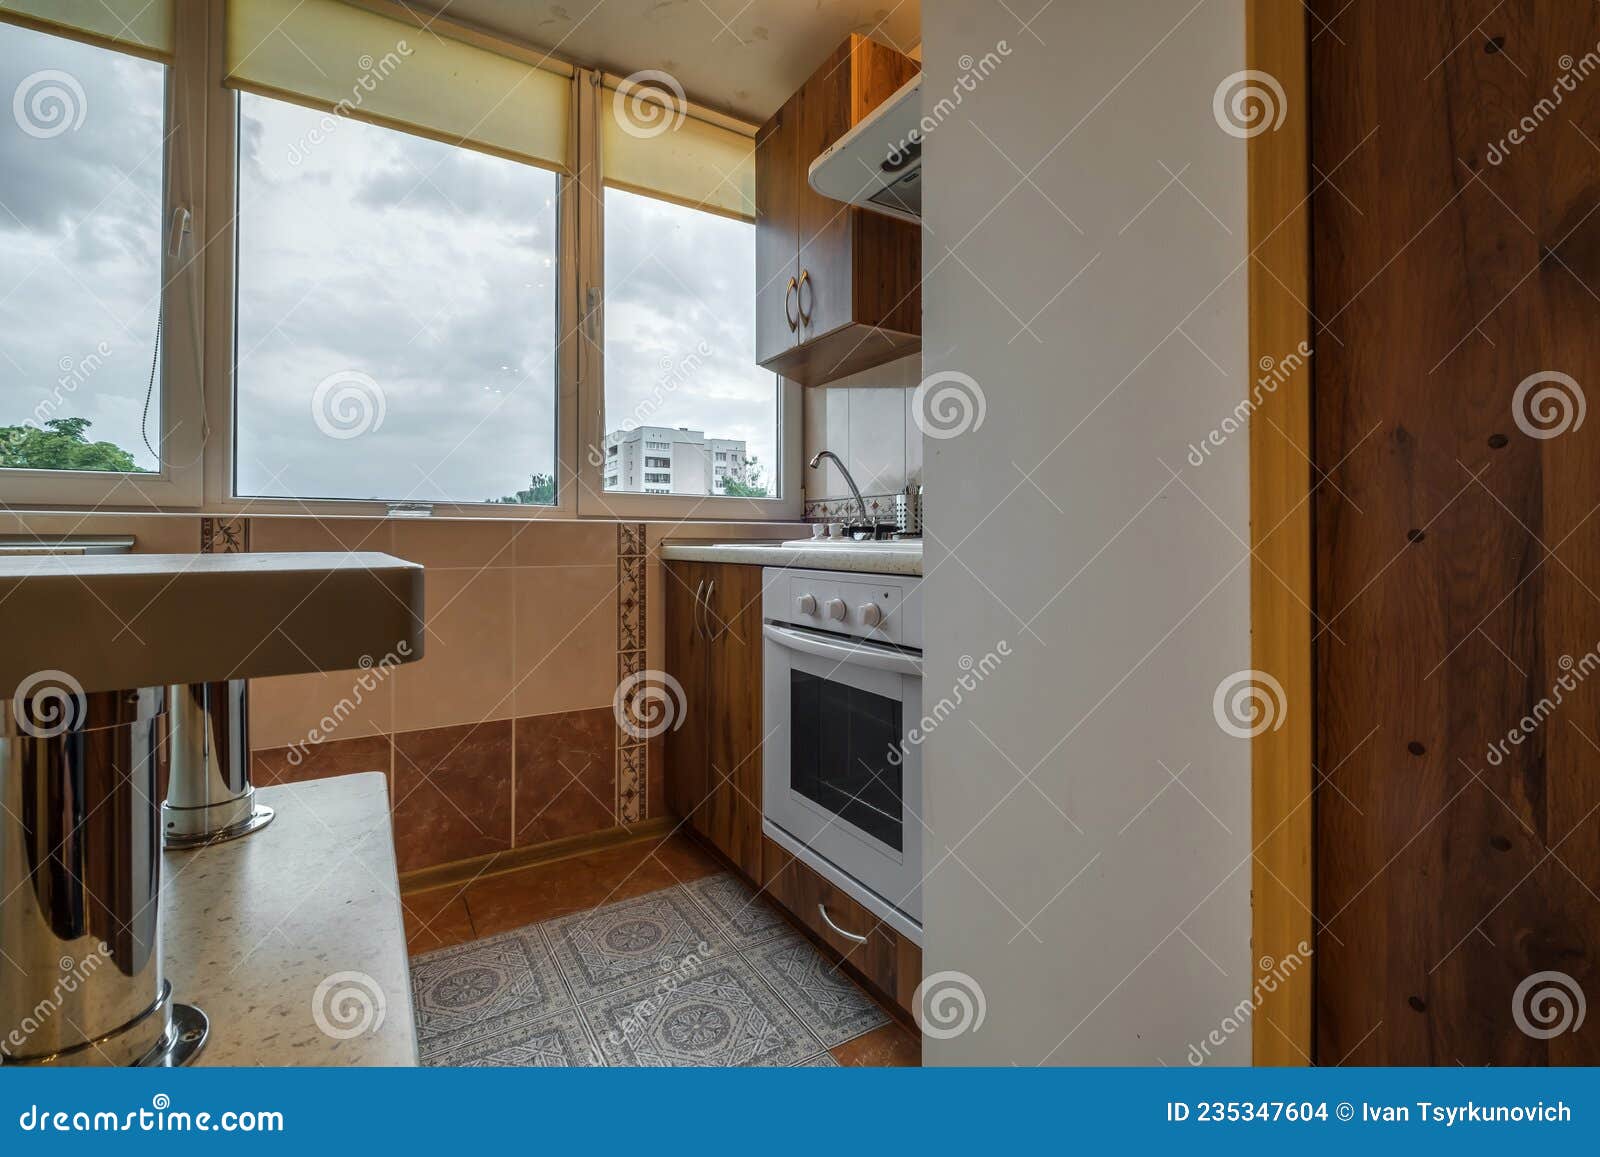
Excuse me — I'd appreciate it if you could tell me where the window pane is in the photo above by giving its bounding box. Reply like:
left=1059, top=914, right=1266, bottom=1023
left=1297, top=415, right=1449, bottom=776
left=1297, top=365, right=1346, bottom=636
left=602, top=186, right=775, bottom=498
left=0, top=23, right=163, bottom=475
left=234, top=94, right=559, bottom=504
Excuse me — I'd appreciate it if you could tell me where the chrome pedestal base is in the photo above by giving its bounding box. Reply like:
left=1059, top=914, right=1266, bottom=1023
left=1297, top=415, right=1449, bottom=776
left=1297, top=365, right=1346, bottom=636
left=162, top=800, right=275, bottom=849
left=140, top=999, right=209, bottom=1068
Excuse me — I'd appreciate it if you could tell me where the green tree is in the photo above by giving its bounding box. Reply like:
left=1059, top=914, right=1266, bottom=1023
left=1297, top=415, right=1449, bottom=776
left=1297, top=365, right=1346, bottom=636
left=491, top=471, right=555, bottom=505
left=721, top=455, right=768, bottom=498
left=0, top=417, right=145, bottom=472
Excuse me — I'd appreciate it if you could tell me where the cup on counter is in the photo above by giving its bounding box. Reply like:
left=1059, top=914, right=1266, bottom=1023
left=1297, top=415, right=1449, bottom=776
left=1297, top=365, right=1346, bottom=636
left=828, top=523, right=845, bottom=539
left=811, top=523, right=826, bottom=539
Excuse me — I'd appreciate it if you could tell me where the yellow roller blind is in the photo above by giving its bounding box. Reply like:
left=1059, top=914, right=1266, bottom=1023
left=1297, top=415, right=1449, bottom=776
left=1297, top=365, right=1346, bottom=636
left=225, top=0, right=570, bottom=172
left=602, top=77, right=755, bottom=222
left=0, top=0, right=173, bottom=59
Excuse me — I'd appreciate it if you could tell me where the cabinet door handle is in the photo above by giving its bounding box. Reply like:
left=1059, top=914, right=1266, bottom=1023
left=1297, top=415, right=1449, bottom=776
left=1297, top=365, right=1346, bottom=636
left=797, top=269, right=813, bottom=327
left=817, top=903, right=868, bottom=944
left=692, top=579, right=707, bottom=640
left=784, top=275, right=799, bottom=332
left=703, top=580, right=718, bottom=641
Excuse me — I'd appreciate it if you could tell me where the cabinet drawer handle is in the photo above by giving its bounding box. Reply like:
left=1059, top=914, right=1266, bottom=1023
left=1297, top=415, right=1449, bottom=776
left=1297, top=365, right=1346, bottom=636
left=797, top=269, right=813, bottom=326
left=784, top=275, right=799, bottom=332
left=817, top=902, right=868, bottom=944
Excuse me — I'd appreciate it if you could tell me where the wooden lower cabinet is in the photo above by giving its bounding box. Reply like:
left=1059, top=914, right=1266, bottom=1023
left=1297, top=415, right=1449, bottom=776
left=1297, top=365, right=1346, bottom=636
left=664, top=559, right=922, bottom=1025
left=763, top=836, right=921, bottom=1024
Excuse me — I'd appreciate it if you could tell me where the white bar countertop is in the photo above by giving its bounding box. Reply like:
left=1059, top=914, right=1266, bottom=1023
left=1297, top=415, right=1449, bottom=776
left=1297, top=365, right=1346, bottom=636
left=163, top=772, right=418, bottom=1067
left=660, top=539, right=922, bottom=576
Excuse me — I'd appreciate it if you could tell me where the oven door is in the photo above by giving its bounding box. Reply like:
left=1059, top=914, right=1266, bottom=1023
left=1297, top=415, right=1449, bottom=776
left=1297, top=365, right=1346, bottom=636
left=762, top=622, right=922, bottom=923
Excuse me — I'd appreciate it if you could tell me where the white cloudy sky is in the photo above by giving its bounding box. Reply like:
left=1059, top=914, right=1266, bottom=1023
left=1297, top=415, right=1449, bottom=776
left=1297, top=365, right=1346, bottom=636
left=1, top=22, right=777, bottom=503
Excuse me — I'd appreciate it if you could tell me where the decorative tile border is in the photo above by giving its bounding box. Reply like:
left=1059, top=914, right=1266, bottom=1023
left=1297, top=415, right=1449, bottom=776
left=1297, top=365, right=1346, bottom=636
left=200, top=516, right=249, bottom=553
left=615, top=523, right=646, bottom=824
left=803, top=493, right=904, bottom=523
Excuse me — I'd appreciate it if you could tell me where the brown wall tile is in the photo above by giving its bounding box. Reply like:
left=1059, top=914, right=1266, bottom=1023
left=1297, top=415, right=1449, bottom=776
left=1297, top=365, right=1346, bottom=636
left=513, top=707, right=616, bottom=846
left=252, top=733, right=392, bottom=788
left=392, top=721, right=513, bottom=872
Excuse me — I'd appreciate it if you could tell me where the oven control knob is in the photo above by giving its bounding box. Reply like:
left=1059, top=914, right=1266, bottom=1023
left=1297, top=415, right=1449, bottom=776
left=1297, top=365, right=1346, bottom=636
left=824, top=598, right=847, bottom=622
left=859, top=602, right=883, bottom=628
left=795, top=593, right=817, bottom=615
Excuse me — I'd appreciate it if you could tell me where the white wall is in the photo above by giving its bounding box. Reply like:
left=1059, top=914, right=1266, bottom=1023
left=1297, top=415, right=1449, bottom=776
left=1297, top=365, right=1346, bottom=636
left=920, top=0, right=1253, bottom=1065
left=801, top=355, right=924, bottom=505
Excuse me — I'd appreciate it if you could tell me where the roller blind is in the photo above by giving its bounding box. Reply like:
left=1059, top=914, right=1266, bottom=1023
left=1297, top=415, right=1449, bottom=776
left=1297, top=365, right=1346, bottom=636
left=0, top=0, right=173, bottom=58
left=602, top=79, right=756, bottom=222
left=225, top=0, right=570, bottom=172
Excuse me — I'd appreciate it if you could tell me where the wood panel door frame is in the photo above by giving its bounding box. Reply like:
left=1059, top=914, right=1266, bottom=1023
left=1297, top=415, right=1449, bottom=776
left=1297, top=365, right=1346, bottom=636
left=1248, top=0, right=1315, bottom=1066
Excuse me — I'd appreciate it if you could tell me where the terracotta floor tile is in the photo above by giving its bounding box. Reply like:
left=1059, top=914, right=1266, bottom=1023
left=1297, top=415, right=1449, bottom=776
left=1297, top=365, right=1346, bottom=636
left=403, top=888, right=476, bottom=955
left=461, top=833, right=719, bottom=937
left=830, top=1022, right=921, bottom=1067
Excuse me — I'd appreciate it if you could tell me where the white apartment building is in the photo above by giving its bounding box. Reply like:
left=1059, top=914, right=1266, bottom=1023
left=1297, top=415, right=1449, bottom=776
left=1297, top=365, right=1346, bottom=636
left=603, top=426, right=749, bottom=495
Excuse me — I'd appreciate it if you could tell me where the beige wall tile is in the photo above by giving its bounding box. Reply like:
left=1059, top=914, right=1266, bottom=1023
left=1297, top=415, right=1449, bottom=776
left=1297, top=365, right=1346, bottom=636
left=512, top=563, right=617, bottom=717
left=249, top=668, right=393, bottom=749
left=511, top=520, right=618, bottom=568
left=0, top=513, right=200, bottom=553
left=247, top=516, right=392, bottom=554
left=394, top=567, right=516, bottom=731
left=390, top=518, right=514, bottom=570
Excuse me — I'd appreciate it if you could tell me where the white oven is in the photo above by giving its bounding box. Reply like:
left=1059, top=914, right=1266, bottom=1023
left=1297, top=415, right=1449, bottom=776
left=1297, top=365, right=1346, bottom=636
left=762, top=566, right=922, bottom=940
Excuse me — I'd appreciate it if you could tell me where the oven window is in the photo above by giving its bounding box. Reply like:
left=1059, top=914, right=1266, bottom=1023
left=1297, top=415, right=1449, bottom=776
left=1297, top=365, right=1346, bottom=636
left=789, top=671, right=903, bottom=852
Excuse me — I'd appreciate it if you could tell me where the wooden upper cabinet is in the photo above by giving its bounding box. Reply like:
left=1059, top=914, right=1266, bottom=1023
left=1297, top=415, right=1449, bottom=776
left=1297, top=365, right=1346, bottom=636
left=755, top=35, right=921, bottom=386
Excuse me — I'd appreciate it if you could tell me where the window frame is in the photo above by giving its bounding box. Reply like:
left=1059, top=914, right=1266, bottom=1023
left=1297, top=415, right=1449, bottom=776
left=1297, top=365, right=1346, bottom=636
left=0, top=4, right=801, bottom=522
left=0, top=0, right=207, bottom=510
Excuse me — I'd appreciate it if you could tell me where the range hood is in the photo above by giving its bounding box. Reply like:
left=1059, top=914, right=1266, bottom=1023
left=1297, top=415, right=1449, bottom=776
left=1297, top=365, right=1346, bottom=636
left=807, top=73, right=922, bottom=224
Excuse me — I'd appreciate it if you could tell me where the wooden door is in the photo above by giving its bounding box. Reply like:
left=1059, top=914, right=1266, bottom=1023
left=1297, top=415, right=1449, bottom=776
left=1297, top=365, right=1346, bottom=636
left=1312, top=0, right=1600, bottom=1064
left=703, top=564, right=765, bottom=879
left=755, top=90, right=800, bottom=366
left=795, top=38, right=857, bottom=342
left=663, top=562, right=710, bottom=831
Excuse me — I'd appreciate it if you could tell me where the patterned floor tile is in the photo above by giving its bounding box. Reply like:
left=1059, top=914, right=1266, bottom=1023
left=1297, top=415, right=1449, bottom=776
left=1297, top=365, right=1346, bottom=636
left=411, top=928, right=570, bottom=1039
left=685, top=872, right=792, bottom=946
left=582, top=955, right=826, bottom=1067
left=421, top=1006, right=599, bottom=1067
left=544, top=885, right=728, bottom=1002
left=796, top=1051, right=840, bottom=1067
left=744, top=932, right=890, bottom=1046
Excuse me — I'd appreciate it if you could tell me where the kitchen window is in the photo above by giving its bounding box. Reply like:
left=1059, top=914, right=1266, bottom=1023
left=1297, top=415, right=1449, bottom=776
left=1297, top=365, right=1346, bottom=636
left=0, top=1, right=205, bottom=507
left=0, top=0, right=800, bottom=519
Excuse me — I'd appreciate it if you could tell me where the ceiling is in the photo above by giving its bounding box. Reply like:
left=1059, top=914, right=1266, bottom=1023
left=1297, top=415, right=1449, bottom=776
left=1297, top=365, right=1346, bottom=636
left=420, top=0, right=922, bottom=124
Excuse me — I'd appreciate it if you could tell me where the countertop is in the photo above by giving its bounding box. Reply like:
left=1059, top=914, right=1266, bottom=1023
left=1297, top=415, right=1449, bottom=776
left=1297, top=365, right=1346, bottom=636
left=163, top=772, right=419, bottom=1067
left=660, top=539, right=923, bottom=575
left=0, top=551, right=424, bottom=694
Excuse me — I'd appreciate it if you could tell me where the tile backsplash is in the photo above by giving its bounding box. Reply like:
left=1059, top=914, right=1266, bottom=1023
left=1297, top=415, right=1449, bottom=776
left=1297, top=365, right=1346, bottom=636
left=800, top=354, right=923, bottom=523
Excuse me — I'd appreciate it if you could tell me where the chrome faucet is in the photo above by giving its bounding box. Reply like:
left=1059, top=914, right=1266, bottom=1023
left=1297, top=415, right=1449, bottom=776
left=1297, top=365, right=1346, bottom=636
left=808, top=449, right=869, bottom=525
